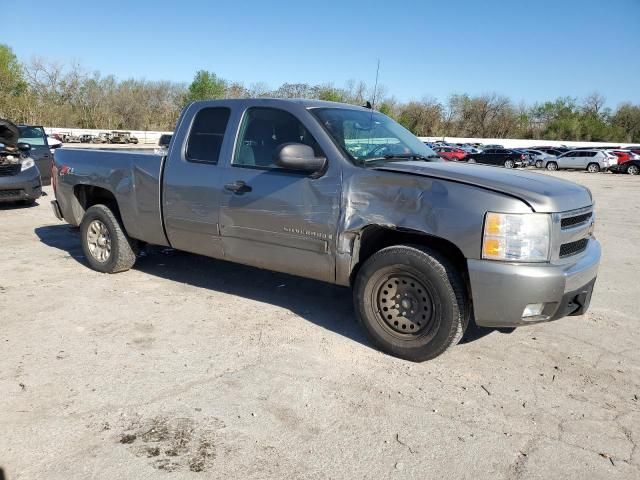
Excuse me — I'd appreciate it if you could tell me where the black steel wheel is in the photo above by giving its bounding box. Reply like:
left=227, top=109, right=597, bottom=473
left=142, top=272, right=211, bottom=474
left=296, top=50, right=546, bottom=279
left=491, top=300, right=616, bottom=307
left=354, top=245, right=469, bottom=362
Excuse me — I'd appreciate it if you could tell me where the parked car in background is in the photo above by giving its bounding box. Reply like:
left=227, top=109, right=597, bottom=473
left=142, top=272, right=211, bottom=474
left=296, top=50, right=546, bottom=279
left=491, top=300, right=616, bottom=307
left=533, top=146, right=570, bottom=156
left=46, top=135, right=63, bottom=150
left=609, top=159, right=640, bottom=175
left=80, top=134, right=98, bottom=143
left=96, top=133, right=112, bottom=143
left=18, top=125, right=53, bottom=185
left=533, top=147, right=565, bottom=157
left=511, top=149, right=534, bottom=166
left=527, top=149, right=558, bottom=168
left=110, top=131, right=139, bottom=144
left=466, top=148, right=527, bottom=168
left=543, top=150, right=614, bottom=172
left=433, top=146, right=468, bottom=161
left=608, top=149, right=640, bottom=165
left=481, top=144, right=504, bottom=150
left=457, top=144, right=483, bottom=154
left=1, top=120, right=43, bottom=204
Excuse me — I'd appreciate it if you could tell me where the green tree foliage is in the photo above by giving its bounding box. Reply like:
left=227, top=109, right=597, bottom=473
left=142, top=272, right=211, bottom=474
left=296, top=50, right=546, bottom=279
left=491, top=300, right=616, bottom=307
left=1, top=44, right=639, bottom=142
left=0, top=44, right=25, bottom=94
left=184, top=70, right=226, bottom=103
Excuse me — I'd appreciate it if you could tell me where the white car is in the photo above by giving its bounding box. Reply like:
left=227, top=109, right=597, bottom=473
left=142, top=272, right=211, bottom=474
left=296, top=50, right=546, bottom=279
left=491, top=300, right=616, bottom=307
left=543, top=150, right=615, bottom=172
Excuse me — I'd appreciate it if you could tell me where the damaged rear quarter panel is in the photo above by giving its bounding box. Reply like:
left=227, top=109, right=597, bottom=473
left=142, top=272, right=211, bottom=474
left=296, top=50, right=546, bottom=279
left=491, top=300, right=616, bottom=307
left=335, top=168, right=532, bottom=285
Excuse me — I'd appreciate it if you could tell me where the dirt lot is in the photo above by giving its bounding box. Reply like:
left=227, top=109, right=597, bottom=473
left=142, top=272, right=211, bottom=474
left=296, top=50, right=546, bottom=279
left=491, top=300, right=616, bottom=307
left=1, top=171, right=639, bottom=479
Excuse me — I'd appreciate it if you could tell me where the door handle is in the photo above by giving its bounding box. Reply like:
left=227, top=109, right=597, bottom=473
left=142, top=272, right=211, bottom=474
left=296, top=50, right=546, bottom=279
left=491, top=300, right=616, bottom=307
left=224, top=180, right=252, bottom=194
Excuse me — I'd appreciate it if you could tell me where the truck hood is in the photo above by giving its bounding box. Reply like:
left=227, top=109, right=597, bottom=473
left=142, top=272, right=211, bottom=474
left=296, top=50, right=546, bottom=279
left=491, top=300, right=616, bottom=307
left=374, top=161, right=592, bottom=213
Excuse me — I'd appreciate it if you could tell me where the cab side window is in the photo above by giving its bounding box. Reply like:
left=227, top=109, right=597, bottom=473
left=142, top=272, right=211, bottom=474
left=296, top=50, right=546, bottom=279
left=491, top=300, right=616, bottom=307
left=233, top=108, right=323, bottom=169
left=186, top=107, right=231, bottom=164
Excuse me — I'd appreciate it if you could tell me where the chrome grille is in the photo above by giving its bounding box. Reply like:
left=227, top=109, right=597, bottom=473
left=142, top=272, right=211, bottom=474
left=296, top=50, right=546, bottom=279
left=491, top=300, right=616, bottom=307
left=551, top=206, right=594, bottom=261
left=560, top=238, right=589, bottom=257
left=561, top=212, right=592, bottom=229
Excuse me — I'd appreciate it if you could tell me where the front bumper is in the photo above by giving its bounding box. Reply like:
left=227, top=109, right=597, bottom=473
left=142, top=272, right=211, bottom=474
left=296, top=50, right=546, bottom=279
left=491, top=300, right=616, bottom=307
left=467, top=239, right=601, bottom=327
left=0, top=167, right=42, bottom=203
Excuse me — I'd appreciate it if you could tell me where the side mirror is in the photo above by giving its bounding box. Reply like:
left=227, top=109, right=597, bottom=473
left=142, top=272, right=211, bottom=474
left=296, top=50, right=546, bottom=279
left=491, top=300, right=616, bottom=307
left=158, top=135, right=172, bottom=148
left=274, top=143, right=326, bottom=173
left=17, top=142, right=31, bottom=152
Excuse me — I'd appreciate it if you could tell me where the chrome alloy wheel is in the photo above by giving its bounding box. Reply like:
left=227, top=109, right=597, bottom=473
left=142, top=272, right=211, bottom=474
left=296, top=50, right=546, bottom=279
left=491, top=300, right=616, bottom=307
left=86, top=219, right=112, bottom=262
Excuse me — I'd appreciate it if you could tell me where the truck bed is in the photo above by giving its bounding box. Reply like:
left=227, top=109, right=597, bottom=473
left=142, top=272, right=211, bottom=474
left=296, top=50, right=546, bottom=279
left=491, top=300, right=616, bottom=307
left=53, top=148, right=169, bottom=246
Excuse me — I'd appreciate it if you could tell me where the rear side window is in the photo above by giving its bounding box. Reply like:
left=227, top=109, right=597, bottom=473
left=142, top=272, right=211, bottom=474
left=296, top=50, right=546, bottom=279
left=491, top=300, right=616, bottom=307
left=584, top=151, right=596, bottom=157
left=186, top=107, right=231, bottom=164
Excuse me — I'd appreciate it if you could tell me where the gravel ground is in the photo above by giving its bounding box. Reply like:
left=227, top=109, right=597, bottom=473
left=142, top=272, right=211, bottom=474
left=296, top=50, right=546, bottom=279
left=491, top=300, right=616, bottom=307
left=1, top=170, right=638, bottom=479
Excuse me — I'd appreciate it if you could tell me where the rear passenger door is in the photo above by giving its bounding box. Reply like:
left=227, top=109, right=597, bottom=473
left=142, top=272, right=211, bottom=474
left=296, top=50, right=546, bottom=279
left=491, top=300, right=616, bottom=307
left=218, top=106, right=341, bottom=283
left=162, top=106, right=232, bottom=258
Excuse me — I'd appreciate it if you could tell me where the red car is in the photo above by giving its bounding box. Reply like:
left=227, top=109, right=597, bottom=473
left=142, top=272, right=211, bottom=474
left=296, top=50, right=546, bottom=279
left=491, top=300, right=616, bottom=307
left=434, top=146, right=468, bottom=161
left=610, top=150, right=640, bottom=164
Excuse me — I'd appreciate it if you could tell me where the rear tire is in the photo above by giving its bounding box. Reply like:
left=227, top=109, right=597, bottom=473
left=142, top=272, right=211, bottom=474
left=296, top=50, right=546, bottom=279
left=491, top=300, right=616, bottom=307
left=627, top=164, right=639, bottom=175
left=504, top=159, right=515, bottom=169
left=80, top=204, right=137, bottom=273
left=467, top=158, right=476, bottom=163
left=546, top=161, right=558, bottom=171
left=535, top=160, right=543, bottom=169
left=353, top=245, right=469, bottom=362
left=587, top=163, right=600, bottom=173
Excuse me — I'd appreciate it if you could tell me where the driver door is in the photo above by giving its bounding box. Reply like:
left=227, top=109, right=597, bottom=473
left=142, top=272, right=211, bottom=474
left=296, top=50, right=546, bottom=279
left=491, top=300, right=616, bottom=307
left=219, top=107, right=341, bottom=283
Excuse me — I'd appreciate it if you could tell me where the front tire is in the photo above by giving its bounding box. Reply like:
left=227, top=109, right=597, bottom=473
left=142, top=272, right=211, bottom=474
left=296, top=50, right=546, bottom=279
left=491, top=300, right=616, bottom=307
left=80, top=204, right=137, bottom=273
left=353, top=245, right=469, bottom=362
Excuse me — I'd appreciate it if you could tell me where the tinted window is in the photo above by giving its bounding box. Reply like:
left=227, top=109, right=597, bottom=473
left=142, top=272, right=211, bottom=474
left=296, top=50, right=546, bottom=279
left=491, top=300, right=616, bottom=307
left=186, top=108, right=231, bottom=164
left=234, top=108, right=323, bottom=169
left=585, top=151, right=596, bottom=157
left=484, top=149, right=496, bottom=154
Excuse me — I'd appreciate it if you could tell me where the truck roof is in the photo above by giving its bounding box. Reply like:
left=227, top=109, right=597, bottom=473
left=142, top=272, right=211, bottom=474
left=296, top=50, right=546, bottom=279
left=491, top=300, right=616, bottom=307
left=188, top=98, right=371, bottom=111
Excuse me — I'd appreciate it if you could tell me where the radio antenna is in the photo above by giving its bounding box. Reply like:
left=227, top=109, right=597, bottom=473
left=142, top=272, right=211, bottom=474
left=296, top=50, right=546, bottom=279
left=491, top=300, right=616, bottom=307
left=371, top=59, right=380, bottom=110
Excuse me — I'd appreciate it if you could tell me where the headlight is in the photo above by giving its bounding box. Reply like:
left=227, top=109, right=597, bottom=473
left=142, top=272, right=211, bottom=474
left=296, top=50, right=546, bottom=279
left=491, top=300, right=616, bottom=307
left=21, top=158, right=35, bottom=172
left=482, top=212, right=551, bottom=262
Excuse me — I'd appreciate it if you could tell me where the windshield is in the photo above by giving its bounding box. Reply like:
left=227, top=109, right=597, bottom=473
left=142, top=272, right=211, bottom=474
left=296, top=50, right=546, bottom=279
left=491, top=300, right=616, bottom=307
left=311, top=108, right=440, bottom=165
left=18, top=126, right=47, bottom=146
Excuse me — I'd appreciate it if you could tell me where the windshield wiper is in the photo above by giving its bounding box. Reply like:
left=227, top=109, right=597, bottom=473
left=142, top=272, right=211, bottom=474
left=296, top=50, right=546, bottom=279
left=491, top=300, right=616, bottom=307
left=362, top=154, right=436, bottom=164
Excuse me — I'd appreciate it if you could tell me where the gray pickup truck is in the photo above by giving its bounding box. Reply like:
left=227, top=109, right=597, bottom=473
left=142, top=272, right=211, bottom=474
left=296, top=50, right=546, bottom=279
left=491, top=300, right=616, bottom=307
left=51, top=99, right=600, bottom=361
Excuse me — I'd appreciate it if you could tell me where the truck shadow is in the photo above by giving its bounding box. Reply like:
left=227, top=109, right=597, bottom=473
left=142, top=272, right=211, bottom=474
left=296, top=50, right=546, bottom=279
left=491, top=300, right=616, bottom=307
left=34, top=224, right=500, bottom=351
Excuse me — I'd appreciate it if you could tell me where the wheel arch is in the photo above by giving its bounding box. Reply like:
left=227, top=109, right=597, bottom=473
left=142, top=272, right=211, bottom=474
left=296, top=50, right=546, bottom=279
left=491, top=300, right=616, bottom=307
left=73, top=184, right=123, bottom=224
left=348, top=225, right=469, bottom=288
